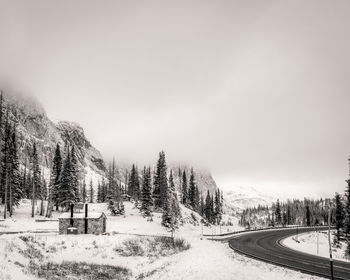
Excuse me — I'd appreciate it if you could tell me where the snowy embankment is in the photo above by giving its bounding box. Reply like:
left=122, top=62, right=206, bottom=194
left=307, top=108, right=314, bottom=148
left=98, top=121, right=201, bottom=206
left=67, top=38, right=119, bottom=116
left=282, top=230, right=349, bottom=262
left=1, top=200, right=326, bottom=280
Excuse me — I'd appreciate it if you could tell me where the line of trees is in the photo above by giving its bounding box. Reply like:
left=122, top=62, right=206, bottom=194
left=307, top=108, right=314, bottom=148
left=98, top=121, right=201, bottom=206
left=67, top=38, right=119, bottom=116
left=105, top=151, right=224, bottom=233
left=239, top=198, right=335, bottom=229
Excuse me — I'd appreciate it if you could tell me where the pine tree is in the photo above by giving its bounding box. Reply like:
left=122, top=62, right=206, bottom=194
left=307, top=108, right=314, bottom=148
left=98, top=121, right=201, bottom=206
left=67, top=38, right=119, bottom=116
left=128, top=164, right=140, bottom=200
left=204, top=190, right=212, bottom=223
left=214, top=189, right=222, bottom=225
left=305, top=204, right=311, bottom=226
left=200, top=194, right=205, bottom=217
left=344, top=158, right=350, bottom=257
left=59, top=149, right=75, bottom=210
left=153, top=151, right=168, bottom=209
left=140, top=166, right=153, bottom=216
left=334, top=193, right=344, bottom=245
left=8, top=127, right=23, bottom=216
left=30, top=143, right=41, bottom=217
left=275, top=199, right=282, bottom=225
left=106, top=159, right=124, bottom=215
left=1, top=111, right=10, bottom=218
left=188, top=168, right=196, bottom=210
left=82, top=179, right=87, bottom=203
left=97, top=181, right=102, bottom=203
left=49, top=144, right=62, bottom=214
left=89, top=180, right=94, bottom=203
left=161, top=169, right=181, bottom=237
left=70, top=146, right=79, bottom=202
left=181, top=170, right=188, bottom=205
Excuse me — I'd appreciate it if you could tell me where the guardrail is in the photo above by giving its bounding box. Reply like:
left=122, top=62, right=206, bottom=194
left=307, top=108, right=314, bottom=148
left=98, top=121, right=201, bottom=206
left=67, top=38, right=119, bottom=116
left=203, top=225, right=332, bottom=237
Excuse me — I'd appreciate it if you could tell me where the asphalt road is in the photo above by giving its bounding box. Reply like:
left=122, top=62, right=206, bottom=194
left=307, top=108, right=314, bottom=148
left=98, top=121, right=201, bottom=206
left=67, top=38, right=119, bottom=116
left=227, top=227, right=350, bottom=280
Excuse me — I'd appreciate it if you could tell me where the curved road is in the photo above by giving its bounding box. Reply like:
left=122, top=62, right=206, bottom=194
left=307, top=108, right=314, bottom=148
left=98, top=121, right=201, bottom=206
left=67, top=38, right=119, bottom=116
left=227, top=227, right=350, bottom=280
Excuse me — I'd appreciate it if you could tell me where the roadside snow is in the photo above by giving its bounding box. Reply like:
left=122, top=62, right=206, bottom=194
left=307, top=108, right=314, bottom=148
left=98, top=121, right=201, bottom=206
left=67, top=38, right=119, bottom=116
left=0, top=200, right=327, bottom=280
left=282, top=230, right=349, bottom=262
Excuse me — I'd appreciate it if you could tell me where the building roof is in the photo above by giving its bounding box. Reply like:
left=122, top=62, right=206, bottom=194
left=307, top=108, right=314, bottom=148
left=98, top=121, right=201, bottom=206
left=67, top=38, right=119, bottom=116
left=58, top=212, right=106, bottom=219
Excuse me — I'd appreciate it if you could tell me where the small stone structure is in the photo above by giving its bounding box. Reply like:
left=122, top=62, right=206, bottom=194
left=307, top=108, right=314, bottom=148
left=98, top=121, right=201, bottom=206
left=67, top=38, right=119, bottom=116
left=58, top=212, right=107, bottom=235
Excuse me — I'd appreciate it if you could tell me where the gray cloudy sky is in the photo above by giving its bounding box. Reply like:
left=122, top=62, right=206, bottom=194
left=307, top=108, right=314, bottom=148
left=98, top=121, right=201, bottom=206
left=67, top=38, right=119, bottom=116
left=1, top=0, right=350, bottom=198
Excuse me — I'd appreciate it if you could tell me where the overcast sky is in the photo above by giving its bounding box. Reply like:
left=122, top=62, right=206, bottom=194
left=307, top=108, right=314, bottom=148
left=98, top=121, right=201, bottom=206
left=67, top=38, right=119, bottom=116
left=1, top=0, right=350, bottom=198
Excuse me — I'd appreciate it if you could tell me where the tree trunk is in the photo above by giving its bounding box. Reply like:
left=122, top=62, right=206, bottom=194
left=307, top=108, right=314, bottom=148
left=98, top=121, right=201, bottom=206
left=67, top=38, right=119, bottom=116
left=31, top=179, right=35, bottom=218
left=9, top=180, right=12, bottom=217
left=4, top=172, right=8, bottom=219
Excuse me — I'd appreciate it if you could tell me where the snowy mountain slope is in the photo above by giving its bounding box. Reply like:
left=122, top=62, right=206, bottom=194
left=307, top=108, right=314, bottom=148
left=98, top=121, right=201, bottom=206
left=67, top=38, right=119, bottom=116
left=169, top=163, right=218, bottom=196
left=224, top=186, right=275, bottom=213
left=4, top=92, right=106, bottom=185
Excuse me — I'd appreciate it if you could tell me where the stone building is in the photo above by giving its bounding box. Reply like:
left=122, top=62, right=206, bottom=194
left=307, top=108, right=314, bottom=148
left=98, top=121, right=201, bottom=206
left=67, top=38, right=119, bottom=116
left=58, top=212, right=107, bottom=235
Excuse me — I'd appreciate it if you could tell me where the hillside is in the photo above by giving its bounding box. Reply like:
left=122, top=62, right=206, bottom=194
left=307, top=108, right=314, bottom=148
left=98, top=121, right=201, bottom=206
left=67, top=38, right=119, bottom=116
left=2, top=91, right=220, bottom=199
left=5, top=92, right=106, bottom=185
left=224, top=186, right=275, bottom=214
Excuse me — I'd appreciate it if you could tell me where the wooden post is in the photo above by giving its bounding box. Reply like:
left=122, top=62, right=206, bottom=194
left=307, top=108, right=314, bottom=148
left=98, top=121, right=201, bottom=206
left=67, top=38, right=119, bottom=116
left=85, top=204, right=88, bottom=234
left=70, top=204, right=74, bottom=227
left=328, top=207, right=334, bottom=280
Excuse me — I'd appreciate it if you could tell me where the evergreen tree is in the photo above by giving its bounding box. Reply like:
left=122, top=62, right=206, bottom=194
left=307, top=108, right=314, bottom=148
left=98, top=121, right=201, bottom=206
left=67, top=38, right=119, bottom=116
left=334, top=193, right=344, bottom=244
left=8, top=127, right=23, bottom=216
left=97, top=181, right=102, bottom=203
left=161, top=169, right=181, bottom=237
left=286, top=205, right=291, bottom=225
left=200, top=194, right=205, bottom=217
left=82, top=180, right=87, bottom=203
left=188, top=168, right=196, bottom=210
left=140, top=166, right=153, bottom=216
left=70, top=146, right=79, bottom=202
left=344, top=158, right=350, bottom=257
left=204, top=190, right=212, bottom=223
left=153, top=151, right=168, bottom=209
left=89, top=180, right=94, bottom=203
left=305, top=204, right=311, bottom=226
left=181, top=170, right=188, bottom=205
left=50, top=144, right=62, bottom=214
left=128, top=164, right=140, bottom=200
left=58, top=149, right=75, bottom=210
left=275, top=199, right=282, bottom=225
left=106, top=159, right=124, bottom=215
left=1, top=111, right=10, bottom=218
left=214, top=189, right=222, bottom=225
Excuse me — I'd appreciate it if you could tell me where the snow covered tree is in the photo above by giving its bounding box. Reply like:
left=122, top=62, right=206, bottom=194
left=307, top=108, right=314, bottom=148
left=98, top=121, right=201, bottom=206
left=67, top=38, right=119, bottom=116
left=188, top=168, right=196, bottom=210
left=334, top=193, right=344, bottom=245
left=181, top=170, right=188, bottom=205
left=214, top=189, right=223, bottom=225
left=31, top=143, right=41, bottom=217
left=204, top=190, right=213, bottom=223
left=50, top=144, right=62, bottom=214
left=58, top=149, right=75, bottom=210
left=140, top=166, right=153, bottom=216
left=161, top=170, right=181, bottom=237
left=305, top=204, right=311, bottom=226
left=275, top=199, right=282, bottom=225
left=128, top=164, right=140, bottom=200
left=70, top=146, right=79, bottom=202
left=153, top=151, right=168, bottom=209
left=106, top=159, right=124, bottom=215
left=8, top=127, right=23, bottom=216
left=344, top=158, right=350, bottom=257
left=89, top=179, right=94, bottom=203
left=82, top=179, right=87, bottom=203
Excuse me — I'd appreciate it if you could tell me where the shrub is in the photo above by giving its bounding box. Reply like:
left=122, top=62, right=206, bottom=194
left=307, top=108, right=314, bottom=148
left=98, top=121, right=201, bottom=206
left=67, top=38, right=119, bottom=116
left=28, top=261, right=130, bottom=280
left=114, top=236, right=190, bottom=257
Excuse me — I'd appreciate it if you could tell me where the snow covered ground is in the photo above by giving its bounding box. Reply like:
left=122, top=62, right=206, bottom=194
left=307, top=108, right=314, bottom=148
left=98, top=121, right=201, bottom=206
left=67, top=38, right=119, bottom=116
left=282, top=230, right=349, bottom=262
left=0, top=200, right=326, bottom=280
